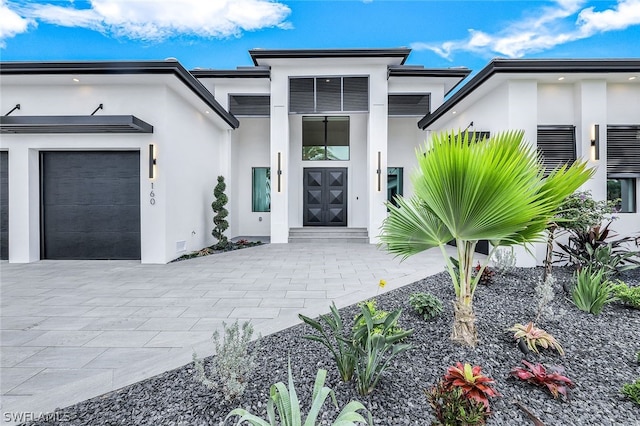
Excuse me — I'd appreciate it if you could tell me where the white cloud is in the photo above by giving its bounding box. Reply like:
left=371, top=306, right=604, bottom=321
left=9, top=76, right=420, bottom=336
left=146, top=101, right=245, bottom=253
left=0, top=0, right=34, bottom=46
left=20, top=0, right=291, bottom=42
left=412, top=0, right=640, bottom=59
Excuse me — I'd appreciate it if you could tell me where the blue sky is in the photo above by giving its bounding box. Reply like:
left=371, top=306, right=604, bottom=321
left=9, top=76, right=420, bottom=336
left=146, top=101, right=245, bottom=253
left=1, top=0, right=639, bottom=73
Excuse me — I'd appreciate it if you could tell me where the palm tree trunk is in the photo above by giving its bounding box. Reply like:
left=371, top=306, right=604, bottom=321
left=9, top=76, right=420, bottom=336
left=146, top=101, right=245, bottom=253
left=450, top=241, right=478, bottom=347
left=451, top=300, right=477, bottom=346
left=543, top=225, right=557, bottom=282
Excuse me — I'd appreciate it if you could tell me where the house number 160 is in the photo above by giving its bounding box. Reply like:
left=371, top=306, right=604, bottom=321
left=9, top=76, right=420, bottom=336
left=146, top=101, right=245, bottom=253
left=150, top=182, right=156, bottom=205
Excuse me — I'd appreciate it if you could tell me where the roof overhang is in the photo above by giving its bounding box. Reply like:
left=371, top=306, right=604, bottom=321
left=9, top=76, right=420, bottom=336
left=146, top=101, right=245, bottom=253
left=0, top=115, right=154, bottom=134
left=190, top=67, right=271, bottom=79
left=388, top=66, right=471, bottom=95
left=249, top=48, right=411, bottom=66
left=0, top=60, right=239, bottom=129
left=418, top=58, right=640, bottom=129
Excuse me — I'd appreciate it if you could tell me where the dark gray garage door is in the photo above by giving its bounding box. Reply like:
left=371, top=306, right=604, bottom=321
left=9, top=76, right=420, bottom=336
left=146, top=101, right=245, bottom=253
left=41, top=151, right=140, bottom=260
left=1, top=152, right=8, bottom=260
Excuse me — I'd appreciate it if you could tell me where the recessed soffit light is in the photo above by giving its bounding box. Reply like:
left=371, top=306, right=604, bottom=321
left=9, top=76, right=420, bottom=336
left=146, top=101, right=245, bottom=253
left=630, top=76, right=637, bottom=81
left=558, top=77, right=565, bottom=81
left=72, top=78, right=80, bottom=82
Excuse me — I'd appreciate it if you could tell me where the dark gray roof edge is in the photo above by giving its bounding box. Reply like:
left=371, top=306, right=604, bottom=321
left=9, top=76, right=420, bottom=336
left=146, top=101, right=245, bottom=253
left=0, top=60, right=239, bottom=129
left=418, top=58, right=640, bottom=129
left=249, top=48, right=412, bottom=66
left=0, top=115, right=154, bottom=134
left=191, top=68, right=271, bottom=78
left=388, top=67, right=471, bottom=78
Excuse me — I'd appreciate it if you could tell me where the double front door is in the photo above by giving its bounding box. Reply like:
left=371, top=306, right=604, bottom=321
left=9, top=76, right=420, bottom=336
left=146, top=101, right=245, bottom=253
left=303, top=168, right=347, bottom=226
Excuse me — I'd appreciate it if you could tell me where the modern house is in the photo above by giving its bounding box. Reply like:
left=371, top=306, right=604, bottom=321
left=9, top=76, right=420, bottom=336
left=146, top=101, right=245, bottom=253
left=1, top=49, right=638, bottom=265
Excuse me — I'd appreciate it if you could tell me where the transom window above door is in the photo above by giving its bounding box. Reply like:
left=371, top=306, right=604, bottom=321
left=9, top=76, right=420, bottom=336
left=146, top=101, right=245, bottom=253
left=302, top=116, right=349, bottom=161
left=290, top=77, right=368, bottom=113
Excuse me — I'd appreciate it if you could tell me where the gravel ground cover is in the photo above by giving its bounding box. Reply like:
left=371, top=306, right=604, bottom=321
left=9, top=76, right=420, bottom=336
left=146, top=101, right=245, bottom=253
left=27, top=267, right=640, bottom=426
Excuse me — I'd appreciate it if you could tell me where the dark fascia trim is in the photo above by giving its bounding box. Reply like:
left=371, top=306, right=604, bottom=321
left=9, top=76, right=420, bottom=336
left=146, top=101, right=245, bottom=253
left=190, top=67, right=271, bottom=78
left=418, top=58, right=640, bottom=129
left=0, top=60, right=239, bottom=129
left=249, top=48, right=411, bottom=66
left=388, top=66, right=471, bottom=78
left=0, top=115, right=154, bottom=134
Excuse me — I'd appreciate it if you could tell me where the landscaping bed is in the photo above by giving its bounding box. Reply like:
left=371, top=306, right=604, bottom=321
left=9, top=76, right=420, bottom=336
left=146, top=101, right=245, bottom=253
left=27, top=267, right=640, bottom=426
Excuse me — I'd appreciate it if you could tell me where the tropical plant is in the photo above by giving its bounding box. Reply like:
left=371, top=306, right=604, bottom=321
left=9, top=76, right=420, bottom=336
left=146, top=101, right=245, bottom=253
left=571, top=267, right=617, bottom=315
left=511, top=360, right=574, bottom=400
left=409, top=292, right=443, bottom=321
left=622, top=379, right=640, bottom=406
left=491, top=247, right=516, bottom=275
left=543, top=191, right=616, bottom=281
left=298, top=303, right=357, bottom=382
left=212, top=175, right=229, bottom=248
left=556, top=221, right=640, bottom=276
left=441, top=363, right=499, bottom=410
left=352, top=299, right=407, bottom=345
left=473, top=262, right=494, bottom=286
left=426, top=383, right=490, bottom=426
left=611, top=282, right=640, bottom=309
left=508, top=322, right=564, bottom=356
left=192, top=320, right=258, bottom=401
left=352, top=304, right=413, bottom=395
left=380, top=130, right=592, bottom=346
left=225, top=360, right=371, bottom=426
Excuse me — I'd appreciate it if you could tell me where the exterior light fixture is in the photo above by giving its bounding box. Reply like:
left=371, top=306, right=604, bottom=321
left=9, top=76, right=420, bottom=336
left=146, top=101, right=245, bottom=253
left=590, top=124, right=600, bottom=161
left=377, top=151, right=382, bottom=192
left=149, top=144, right=157, bottom=179
left=205, top=110, right=210, bottom=114
left=558, top=77, right=565, bottom=81
left=277, top=152, right=282, bottom=192
left=72, top=78, right=80, bottom=82
left=630, top=76, right=637, bottom=81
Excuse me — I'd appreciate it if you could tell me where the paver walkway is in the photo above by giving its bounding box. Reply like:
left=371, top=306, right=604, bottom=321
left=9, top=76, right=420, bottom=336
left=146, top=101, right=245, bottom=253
left=1, top=243, right=455, bottom=424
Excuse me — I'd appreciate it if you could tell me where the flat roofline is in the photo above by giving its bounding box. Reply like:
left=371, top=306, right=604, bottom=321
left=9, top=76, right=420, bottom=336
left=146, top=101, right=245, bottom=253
left=190, top=68, right=271, bottom=78
left=249, top=48, right=412, bottom=66
left=418, top=58, right=640, bottom=129
left=0, top=60, right=239, bottom=129
left=0, top=115, right=154, bottom=134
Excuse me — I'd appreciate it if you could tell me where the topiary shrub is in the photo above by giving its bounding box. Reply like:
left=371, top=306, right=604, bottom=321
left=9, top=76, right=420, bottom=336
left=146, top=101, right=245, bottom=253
left=212, top=175, right=229, bottom=248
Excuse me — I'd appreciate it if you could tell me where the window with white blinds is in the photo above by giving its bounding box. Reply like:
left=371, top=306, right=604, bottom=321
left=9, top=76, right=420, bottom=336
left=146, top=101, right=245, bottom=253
left=289, top=77, right=368, bottom=113
left=537, top=125, right=576, bottom=171
left=229, top=95, right=270, bottom=116
left=388, top=94, right=430, bottom=116
left=607, top=125, right=640, bottom=176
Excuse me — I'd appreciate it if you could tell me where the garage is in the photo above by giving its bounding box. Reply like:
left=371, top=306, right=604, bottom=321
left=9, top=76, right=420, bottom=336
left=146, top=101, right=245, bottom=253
left=1, top=151, right=7, bottom=260
left=41, top=151, right=141, bottom=260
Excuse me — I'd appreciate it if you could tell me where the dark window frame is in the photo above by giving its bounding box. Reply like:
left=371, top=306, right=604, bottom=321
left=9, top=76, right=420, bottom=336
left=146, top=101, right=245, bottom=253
left=388, top=93, right=431, bottom=116
left=607, top=125, right=640, bottom=177
left=537, top=125, right=576, bottom=172
left=302, top=116, right=350, bottom=161
left=228, top=94, right=270, bottom=117
left=289, top=76, right=369, bottom=114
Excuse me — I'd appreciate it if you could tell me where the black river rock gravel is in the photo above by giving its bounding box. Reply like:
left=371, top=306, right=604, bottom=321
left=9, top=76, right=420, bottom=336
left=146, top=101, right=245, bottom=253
left=26, top=267, right=640, bottom=426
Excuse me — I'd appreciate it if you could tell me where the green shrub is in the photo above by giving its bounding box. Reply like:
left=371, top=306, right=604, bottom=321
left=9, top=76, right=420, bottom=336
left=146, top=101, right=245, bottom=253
left=352, top=299, right=406, bottom=345
left=571, top=267, right=617, bottom=315
left=611, top=282, right=640, bottom=309
left=225, top=359, right=371, bottom=426
left=212, top=175, right=229, bottom=248
left=621, top=379, right=640, bottom=406
left=298, top=303, right=356, bottom=382
left=192, top=320, right=258, bottom=401
left=352, top=304, right=413, bottom=395
left=426, top=383, right=489, bottom=426
left=409, top=292, right=443, bottom=321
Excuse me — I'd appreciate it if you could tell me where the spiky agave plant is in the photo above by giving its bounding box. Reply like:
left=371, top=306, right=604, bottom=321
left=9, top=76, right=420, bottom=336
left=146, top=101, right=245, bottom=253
left=380, top=130, right=593, bottom=346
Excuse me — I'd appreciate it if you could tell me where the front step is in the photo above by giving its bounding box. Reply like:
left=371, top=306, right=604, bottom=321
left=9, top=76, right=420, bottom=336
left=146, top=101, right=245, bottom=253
left=288, top=227, right=369, bottom=243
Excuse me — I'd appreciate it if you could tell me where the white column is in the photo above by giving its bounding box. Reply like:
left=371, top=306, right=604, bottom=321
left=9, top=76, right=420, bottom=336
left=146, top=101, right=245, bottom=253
left=270, top=71, right=290, bottom=243
left=575, top=80, right=607, bottom=200
left=8, top=146, right=40, bottom=262
left=367, top=68, right=389, bottom=244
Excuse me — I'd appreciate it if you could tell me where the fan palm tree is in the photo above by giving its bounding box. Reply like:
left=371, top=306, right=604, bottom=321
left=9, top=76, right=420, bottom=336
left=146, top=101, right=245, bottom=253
left=380, top=130, right=593, bottom=347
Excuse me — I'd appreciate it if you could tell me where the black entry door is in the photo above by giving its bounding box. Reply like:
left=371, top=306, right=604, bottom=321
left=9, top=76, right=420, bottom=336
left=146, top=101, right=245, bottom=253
left=303, top=168, right=347, bottom=226
left=41, top=151, right=141, bottom=260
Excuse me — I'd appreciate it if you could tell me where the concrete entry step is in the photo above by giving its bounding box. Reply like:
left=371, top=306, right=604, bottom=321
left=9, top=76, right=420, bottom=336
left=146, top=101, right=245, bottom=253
left=288, top=227, right=369, bottom=243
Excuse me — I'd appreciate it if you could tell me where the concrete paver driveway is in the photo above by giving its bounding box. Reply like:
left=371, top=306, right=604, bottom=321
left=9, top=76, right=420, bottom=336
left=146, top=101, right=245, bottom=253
left=1, top=243, right=452, bottom=424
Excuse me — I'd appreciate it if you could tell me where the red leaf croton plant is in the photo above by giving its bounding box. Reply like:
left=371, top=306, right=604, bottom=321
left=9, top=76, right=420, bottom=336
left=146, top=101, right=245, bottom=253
left=511, top=360, right=575, bottom=400
left=442, top=362, right=499, bottom=409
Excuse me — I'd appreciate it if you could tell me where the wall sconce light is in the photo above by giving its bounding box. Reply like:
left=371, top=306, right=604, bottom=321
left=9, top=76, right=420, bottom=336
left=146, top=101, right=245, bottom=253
left=149, top=144, right=157, bottom=179
left=590, top=124, right=600, bottom=160
left=277, top=152, right=282, bottom=192
left=377, top=151, right=382, bottom=192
